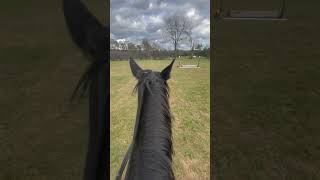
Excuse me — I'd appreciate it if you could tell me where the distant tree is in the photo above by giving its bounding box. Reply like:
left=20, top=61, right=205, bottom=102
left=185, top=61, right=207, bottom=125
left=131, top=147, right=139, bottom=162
left=118, top=41, right=128, bottom=50
left=188, top=35, right=195, bottom=58
left=204, top=46, right=210, bottom=58
left=151, top=42, right=162, bottom=51
left=142, top=38, right=152, bottom=51
left=110, top=38, right=119, bottom=50
left=136, top=44, right=142, bottom=51
left=163, top=14, right=193, bottom=58
left=195, top=43, right=203, bottom=51
left=127, top=42, right=137, bottom=50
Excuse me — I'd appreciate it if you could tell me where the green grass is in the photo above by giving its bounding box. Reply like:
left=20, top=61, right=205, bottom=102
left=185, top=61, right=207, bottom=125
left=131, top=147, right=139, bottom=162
left=213, top=0, right=320, bottom=179
left=110, top=58, right=210, bottom=179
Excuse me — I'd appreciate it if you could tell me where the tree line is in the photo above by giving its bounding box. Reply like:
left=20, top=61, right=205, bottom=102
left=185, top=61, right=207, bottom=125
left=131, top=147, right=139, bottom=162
left=111, top=14, right=210, bottom=60
left=110, top=38, right=209, bottom=60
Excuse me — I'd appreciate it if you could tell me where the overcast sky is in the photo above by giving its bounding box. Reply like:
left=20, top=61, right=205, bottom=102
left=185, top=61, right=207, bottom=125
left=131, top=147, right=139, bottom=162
left=110, top=0, right=210, bottom=50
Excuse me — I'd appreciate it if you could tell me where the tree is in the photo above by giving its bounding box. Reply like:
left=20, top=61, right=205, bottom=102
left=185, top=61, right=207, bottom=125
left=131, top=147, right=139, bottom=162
left=195, top=43, right=203, bottom=50
left=142, top=38, right=152, bottom=51
left=188, top=35, right=195, bottom=58
left=163, top=14, right=193, bottom=58
left=127, top=42, right=137, bottom=50
left=151, top=42, right=162, bottom=51
left=136, top=44, right=142, bottom=51
left=142, top=38, right=152, bottom=58
left=118, top=40, right=131, bottom=50
left=110, top=38, right=119, bottom=50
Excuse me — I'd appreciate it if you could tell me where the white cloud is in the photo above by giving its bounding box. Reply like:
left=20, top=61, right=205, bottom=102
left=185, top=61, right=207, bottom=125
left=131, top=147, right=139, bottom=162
left=149, top=15, right=163, bottom=24
left=187, top=8, right=195, bottom=17
left=116, top=39, right=126, bottom=42
left=194, top=19, right=210, bottom=36
left=186, top=8, right=201, bottom=22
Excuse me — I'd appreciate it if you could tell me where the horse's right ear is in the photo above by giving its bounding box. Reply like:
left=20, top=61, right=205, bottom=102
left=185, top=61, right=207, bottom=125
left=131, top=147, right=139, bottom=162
left=160, top=58, right=175, bottom=80
left=129, top=58, right=142, bottom=78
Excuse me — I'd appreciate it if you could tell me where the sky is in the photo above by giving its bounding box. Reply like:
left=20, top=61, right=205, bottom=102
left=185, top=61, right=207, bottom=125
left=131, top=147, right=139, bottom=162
left=110, top=0, right=210, bottom=50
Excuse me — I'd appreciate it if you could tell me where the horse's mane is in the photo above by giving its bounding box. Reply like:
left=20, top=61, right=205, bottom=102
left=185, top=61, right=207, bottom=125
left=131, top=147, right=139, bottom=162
left=127, top=72, right=174, bottom=179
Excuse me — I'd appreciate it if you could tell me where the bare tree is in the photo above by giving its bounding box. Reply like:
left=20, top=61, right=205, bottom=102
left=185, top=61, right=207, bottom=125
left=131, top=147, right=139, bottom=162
left=188, top=34, right=195, bottom=59
left=195, top=43, right=203, bottom=51
left=142, top=38, right=152, bottom=51
left=152, top=42, right=162, bottom=51
left=142, top=38, right=152, bottom=58
left=163, top=14, right=193, bottom=58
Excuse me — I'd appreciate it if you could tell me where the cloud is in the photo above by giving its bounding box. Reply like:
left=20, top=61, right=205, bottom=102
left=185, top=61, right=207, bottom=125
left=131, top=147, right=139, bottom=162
left=111, top=0, right=210, bottom=50
left=131, top=0, right=150, bottom=9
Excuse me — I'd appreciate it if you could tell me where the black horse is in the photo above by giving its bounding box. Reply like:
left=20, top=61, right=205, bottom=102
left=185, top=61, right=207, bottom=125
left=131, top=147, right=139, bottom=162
left=117, top=58, right=175, bottom=180
left=63, top=0, right=108, bottom=179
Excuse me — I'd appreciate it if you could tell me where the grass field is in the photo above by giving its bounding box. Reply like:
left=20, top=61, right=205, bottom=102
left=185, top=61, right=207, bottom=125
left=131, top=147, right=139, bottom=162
left=213, top=0, right=320, bottom=179
left=110, top=58, right=210, bottom=179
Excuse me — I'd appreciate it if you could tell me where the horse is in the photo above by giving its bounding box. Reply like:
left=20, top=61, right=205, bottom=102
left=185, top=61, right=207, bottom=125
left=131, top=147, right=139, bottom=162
left=116, top=58, right=175, bottom=180
left=62, top=0, right=109, bottom=179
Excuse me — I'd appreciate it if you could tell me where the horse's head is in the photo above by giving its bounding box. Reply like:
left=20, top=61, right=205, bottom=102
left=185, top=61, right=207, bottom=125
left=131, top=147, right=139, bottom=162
left=126, top=58, right=175, bottom=179
left=129, top=58, right=175, bottom=91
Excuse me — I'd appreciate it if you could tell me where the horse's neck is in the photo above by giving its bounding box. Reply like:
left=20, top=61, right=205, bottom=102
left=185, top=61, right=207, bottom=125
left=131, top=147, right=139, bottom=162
left=138, top=92, right=171, bottom=152
left=126, top=91, right=173, bottom=180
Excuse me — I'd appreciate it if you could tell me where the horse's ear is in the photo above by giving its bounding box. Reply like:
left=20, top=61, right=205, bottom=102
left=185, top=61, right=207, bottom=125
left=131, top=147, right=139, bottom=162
left=129, top=58, right=142, bottom=78
left=160, top=59, right=175, bottom=80
left=63, top=0, right=108, bottom=61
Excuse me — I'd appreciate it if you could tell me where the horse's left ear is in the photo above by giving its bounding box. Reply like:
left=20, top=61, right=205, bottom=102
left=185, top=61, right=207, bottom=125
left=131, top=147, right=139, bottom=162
left=129, top=58, right=142, bottom=78
left=63, top=0, right=108, bottom=61
left=160, top=59, right=175, bottom=80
